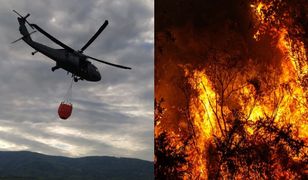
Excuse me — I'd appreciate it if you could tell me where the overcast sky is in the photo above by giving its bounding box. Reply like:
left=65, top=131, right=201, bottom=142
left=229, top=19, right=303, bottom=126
left=0, top=0, right=153, bottom=161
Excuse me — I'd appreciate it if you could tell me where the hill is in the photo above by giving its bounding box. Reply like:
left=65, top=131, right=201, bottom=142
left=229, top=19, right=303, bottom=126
left=0, top=151, right=153, bottom=180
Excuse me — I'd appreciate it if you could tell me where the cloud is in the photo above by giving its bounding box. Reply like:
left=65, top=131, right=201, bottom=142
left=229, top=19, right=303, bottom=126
left=0, top=0, right=153, bottom=161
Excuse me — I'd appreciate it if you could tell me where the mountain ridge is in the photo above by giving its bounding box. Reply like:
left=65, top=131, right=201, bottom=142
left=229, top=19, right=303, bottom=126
left=0, top=151, right=153, bottom=180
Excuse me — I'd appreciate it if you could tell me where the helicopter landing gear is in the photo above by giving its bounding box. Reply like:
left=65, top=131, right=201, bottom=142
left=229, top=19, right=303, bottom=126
left=72, top=75, right=83, bottom=82
left=51, top=65, right=59, bottom=72
left=31, top=50, right=38, bottom=55
left=73, top=77, right=83, bottom=82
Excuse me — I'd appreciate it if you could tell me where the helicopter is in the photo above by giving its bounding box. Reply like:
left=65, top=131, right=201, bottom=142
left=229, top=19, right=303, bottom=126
left=12, top=10, right=131, bottom=82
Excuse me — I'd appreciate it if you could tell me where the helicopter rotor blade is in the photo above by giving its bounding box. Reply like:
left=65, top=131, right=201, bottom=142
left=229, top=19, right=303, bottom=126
left=11, top=30, right=37, bottom=44
left=79, top=20, right=108, bottom=53
left=12, top=10, right=23, bottom=18
left=86, top=55, right=131, bottom=70
left=30, top=24, right=76, bottom=53
left=12, top=10, right=34, bottom=29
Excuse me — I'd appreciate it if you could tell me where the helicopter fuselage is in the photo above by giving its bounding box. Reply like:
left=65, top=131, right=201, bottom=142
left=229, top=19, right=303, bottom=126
left=17, top=17, right=101, bottom=82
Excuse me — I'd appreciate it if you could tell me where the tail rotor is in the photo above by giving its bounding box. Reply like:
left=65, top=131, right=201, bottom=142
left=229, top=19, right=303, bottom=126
left=11, top=30, right=36, bottom=44
left=12, top=10, right=34, bottom=29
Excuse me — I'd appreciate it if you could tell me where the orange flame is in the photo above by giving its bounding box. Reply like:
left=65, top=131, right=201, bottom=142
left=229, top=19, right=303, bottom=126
left=155, top=0, right=308, bottom=179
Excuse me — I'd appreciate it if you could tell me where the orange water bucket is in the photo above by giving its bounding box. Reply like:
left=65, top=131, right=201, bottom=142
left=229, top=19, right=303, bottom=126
left=58, top=102, right=73, bottom=119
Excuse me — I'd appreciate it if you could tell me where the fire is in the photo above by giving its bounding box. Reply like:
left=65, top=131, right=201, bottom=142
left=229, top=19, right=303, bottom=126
left=278, top=29, right=308, bottom=82
left=250, top=0, right=308, bottom=138
left=189, top=70, right=217, bottom=138
left=155, top=0, right=308, bottom=179
left=186, top=70, right=217, bottom=179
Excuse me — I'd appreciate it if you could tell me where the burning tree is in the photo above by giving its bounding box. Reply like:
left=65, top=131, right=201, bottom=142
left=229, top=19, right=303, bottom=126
left=155, top=0, right=308, bottom=179
left=185, top=59, right=308, bottom=179
left=155, top=98, right=188, bottom=179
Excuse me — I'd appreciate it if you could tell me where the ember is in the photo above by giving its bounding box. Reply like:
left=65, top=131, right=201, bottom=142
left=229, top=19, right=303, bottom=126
left=155, top=0, right=308, bottom=179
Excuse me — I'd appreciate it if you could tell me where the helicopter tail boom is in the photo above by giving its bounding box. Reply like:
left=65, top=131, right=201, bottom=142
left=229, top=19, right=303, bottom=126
left=17, top=17, right=33, bottom=43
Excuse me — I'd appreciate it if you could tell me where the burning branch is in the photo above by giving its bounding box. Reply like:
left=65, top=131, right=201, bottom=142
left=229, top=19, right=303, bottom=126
left=155, top=0, right=308, bottom=179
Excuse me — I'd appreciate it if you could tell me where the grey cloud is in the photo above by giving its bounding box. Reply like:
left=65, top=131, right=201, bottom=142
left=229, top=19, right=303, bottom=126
left=0, top=0, right=153, bottom=161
